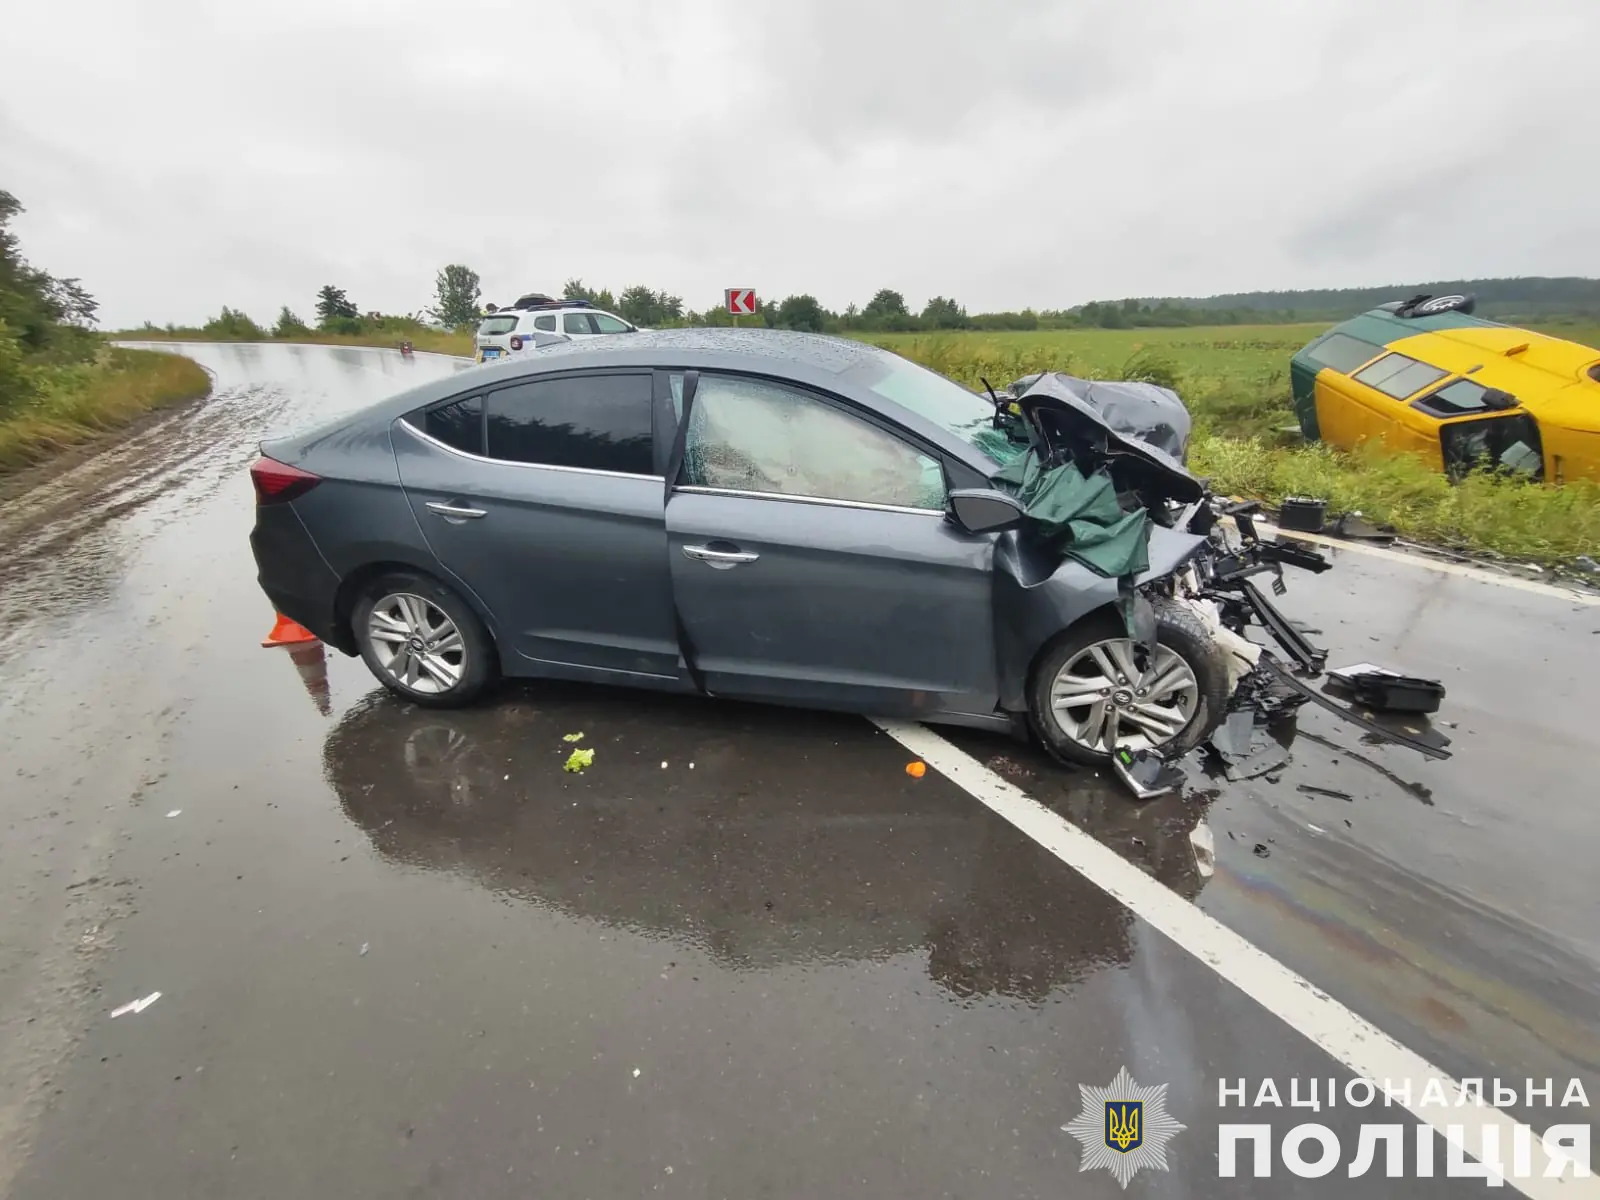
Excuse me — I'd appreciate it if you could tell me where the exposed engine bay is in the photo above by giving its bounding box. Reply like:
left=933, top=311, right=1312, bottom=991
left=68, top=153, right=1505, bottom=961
left=989, top=371, right=1452, bottom=787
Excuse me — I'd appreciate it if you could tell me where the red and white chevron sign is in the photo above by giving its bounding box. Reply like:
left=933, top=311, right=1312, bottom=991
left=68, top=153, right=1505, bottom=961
left=725, top=288, right=758, bottom=315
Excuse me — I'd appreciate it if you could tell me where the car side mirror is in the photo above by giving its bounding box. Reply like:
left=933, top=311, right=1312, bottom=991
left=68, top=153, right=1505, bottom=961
left=947, top=488, right=1025, bottom=535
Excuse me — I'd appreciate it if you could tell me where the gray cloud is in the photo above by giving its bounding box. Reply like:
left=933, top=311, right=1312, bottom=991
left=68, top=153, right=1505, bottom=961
left=2, top=0, right=1596, bottom=328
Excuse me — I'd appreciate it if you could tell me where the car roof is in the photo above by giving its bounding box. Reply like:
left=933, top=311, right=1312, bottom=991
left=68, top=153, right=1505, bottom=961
left=320, top=328, right=1000, bottom=473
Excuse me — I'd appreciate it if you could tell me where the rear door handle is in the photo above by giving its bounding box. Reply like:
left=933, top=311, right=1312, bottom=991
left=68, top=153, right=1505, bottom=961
left=682, top=544, right=759, bottom=567
left=426, top=501, right=487, bottom=519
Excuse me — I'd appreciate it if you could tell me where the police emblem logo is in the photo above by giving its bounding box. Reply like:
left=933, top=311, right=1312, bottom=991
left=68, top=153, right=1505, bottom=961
left=1063, top=1066, right=1184, bottom=1188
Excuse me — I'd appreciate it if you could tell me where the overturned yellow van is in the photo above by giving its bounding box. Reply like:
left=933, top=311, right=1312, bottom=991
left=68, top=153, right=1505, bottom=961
left=1289, top=295, right=1600, bottom=483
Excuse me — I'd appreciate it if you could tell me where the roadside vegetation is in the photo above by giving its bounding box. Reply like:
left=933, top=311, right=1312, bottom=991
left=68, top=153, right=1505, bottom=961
left=115, top=267, right=1600, bottom=567
left=1, top=189, right=211, bottom=476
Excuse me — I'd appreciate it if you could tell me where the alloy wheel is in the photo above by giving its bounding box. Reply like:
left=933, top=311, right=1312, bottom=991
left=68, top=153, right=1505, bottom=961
left=1049, top=637, right=1199, bottom=754
left=366, top=592, right=467, bottom=695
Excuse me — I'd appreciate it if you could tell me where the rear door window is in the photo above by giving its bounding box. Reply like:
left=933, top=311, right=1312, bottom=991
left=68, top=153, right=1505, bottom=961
left=1353, top=353, right=1448, bottom=400
left=563, top=313, right=596, bottom=335
left=671, top=373, right=946, bottom=510
left=484, top=373, right=654, bottom=475
left=422, top=395, right=483, bottom=454
left=533, top=314, right=557, bottom=332
left=1304, top=332, right=1384, bottom=374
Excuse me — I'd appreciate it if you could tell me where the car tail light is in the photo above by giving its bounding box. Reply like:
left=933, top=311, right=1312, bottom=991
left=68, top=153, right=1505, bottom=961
left=250, top=456, right=320, bottom=504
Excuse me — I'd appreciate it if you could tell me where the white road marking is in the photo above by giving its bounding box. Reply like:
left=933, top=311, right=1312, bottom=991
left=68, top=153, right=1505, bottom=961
left=1251, top=520, right=1600, bottom=606
left=875, top=718, right=1599, bottom=1199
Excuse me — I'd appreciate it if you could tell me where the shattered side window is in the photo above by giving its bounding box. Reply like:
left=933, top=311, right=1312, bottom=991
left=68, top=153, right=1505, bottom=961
left=671, top=373, right=948, bottom=510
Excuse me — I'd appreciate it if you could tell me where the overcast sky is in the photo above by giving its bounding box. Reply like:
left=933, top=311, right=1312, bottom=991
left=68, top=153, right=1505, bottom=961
left=3, top=0, right=1597, bottom=328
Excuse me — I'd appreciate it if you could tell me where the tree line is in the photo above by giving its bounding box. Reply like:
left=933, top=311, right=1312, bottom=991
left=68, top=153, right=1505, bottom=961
left=130, top=260, right=1600, bottom=340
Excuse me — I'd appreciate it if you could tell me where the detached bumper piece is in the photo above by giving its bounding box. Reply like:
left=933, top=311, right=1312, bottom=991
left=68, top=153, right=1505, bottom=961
left=1256, top=655, right=1452, bottom=761
left=1191, top=503, right=1453, bottom=763
left=1327, top=663, right=1447, bottom=715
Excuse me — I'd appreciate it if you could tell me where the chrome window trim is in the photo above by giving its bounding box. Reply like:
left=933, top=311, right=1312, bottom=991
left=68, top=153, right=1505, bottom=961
left=672, top=484, right=945, bottom=517
left=398, top=419, right=662, bottom=481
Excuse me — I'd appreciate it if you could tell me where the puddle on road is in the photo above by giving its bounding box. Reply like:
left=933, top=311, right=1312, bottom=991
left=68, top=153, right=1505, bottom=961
left=319, top=682, right=1217, bottom=1006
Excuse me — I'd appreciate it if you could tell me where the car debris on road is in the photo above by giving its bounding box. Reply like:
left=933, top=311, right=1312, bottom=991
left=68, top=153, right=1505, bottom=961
left=109, top=991, right=162, bottom=1018
left=1327, top=663, right=1447, bottom=714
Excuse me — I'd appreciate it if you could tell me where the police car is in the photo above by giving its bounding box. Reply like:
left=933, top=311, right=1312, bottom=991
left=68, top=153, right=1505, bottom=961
left=473, top=295, right=638, bottom=363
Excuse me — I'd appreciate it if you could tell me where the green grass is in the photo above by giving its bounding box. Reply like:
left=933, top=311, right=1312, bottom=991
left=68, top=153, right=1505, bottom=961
left=864, top=325, right=1318, bottom=441
left=1193, top=435, right=1600, bottom=564
left=0, top=347, right=213, bottom=475
left=868, top=324, right=1324, bottom=381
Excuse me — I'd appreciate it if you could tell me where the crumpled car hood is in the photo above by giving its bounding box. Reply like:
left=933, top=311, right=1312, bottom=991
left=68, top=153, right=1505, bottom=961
left=1007, top=372, right=1205, bottom=505
left=1008, top=372, right=1193, bottom=461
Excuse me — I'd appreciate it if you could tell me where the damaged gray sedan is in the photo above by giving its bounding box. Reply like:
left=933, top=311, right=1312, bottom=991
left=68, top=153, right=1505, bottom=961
left=250, top=329, right=1306, bottom=766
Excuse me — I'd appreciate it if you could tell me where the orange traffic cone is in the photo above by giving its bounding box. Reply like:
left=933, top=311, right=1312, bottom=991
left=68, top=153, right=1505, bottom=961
left=285, top=640, right=331, bottom=715
left=261, top=612, right=319, bottom=648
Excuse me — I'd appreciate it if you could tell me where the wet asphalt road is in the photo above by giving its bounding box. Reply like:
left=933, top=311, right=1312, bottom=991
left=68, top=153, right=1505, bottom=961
left=1, top=342, right=1596, bottom=1199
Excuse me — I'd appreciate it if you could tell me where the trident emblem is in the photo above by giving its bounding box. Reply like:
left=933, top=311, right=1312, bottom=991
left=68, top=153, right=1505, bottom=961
left=1105, top=1101, right=1144, bottom=1153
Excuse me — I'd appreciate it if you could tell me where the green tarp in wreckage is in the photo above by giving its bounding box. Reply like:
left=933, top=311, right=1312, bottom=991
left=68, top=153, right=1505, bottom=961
left=992, top=446, right=1151, bottom=579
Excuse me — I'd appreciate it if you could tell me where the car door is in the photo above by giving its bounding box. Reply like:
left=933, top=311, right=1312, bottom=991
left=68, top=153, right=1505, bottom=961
left=662, top=370, right=1000, bottom=718
left=393, top=370, right=683, bottom=685
left=562, top=312, right=596, bottom=339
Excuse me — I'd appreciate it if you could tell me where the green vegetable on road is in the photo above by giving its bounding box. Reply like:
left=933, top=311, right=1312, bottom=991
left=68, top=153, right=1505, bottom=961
left=563, top=747, right=595, bottom=773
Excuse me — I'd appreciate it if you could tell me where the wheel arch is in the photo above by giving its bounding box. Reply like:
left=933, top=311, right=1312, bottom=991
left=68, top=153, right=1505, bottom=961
left=1020, top=601, right=1124, bottom=700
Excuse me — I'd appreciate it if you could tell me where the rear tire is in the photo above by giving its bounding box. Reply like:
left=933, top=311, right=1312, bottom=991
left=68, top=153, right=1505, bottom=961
left=1027, top=598, right=1229, bottom=767
left=352, top=571, right=498, bottom=708
left=1402, top=293, right=1474, bottom=318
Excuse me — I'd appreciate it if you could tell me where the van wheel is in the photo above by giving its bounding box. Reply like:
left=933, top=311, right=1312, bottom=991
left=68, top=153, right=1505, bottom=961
left=1027, top=598, right=1230, bottom=767
left=1403, top=294, right=1474, bottom=318
left=353, top=571, right=498, bottom=708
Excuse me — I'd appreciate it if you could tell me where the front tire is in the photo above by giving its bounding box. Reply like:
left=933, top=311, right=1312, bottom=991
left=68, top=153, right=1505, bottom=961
left=1027, top=598, right=1229, bottom=767
left=352, top=571, right=498, bottom=708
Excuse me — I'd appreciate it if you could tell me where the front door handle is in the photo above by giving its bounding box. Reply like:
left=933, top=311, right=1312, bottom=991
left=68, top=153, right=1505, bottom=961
left=426, top=501, right=487, bottom=519
left=682, top=543, right=759, bottom=568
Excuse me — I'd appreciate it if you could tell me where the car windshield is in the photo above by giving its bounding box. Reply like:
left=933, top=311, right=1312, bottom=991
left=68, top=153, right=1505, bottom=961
left=478, top=316, right=518, bottom=336
left=858, top=355, right=1027, bottom=466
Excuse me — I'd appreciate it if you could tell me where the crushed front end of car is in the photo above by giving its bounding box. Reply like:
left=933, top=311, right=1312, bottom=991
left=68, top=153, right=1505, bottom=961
left=986, top=371, right=1451, bottom=783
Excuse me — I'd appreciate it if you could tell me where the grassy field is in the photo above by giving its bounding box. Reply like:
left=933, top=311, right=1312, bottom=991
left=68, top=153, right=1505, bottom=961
left=0, top=346, right=213, bottom=476
left=871, top=324, right=1322, bottom=385
left=110, top=320, right=1600, bottom=565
